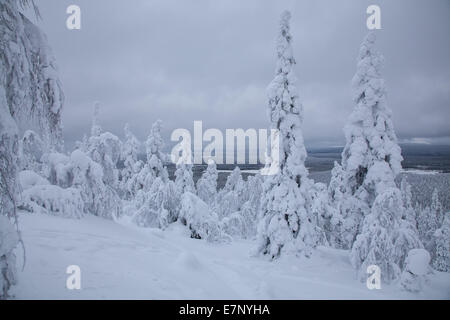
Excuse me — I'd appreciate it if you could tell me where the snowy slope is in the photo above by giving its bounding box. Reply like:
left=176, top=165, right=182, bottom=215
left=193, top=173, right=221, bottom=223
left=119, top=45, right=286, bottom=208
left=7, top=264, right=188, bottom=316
left=11, top=212, right=450, bottom=300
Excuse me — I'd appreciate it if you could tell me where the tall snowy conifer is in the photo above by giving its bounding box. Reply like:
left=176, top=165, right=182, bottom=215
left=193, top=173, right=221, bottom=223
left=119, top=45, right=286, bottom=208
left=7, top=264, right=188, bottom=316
left=331, top=32, right=404, bottom=248
left=256, top=11, right=320, bottom=259
left=349, top=33, right=422, bottom=283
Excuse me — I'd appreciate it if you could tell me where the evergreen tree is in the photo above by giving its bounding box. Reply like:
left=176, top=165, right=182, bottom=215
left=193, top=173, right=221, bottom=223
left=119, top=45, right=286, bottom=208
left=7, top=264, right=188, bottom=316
left=120, top=123, right=142, bottom=199
left=196, top=159, right=218, bottom=207
left=256, top=11, right=320, bottom=259
left=432, top=213, right=449, bottom=272
left=330, top=32, right=404, bottom=248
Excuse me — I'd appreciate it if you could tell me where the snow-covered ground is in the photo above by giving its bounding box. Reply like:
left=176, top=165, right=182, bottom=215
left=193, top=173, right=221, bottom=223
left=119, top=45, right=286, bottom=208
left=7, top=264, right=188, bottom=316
left=11, top=212, right=450, bottom=300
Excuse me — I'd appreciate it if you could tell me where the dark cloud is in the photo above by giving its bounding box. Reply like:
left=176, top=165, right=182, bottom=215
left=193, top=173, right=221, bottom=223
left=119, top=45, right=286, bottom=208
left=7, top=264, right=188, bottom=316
left=25, top=0, right=450, bottom=150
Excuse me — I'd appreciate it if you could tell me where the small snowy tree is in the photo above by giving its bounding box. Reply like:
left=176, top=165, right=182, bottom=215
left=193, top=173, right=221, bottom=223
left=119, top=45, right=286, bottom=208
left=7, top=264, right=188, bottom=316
left=400, top=249, right=431, bottom=293
left=179, top=192, right=224, bottom=242
left=310, top=182, right=335, bottom=247
left=416, top=191, right=443, bottom=257
left=256, top=11, right=320, bottom=259
left=120, top=123, right=142, bottom=200
left=431, top=189, right=444, bottom=226
left=131, top=120, right=179, bottom=228
left=351, top=188, right=402, bottom=283
left=351, top=188, right=422, bottom=283
left=400, top=177, right=416, bottom=225
left=175, top=162, right=195, bottom=195
left=196, top=159, right=218, bottom=207
left=55, top=149, right=122, bottom=219
left=215, top=166, right=245, bottom=219
left=86, top=103, right=122, bottom=190
left=222, top=173, right=264, bottom=240
left=133, top=120, right=168, bottom=193
left=432, top=213, right=449, bottom=272
left=20, top=130, right=45, bottom=172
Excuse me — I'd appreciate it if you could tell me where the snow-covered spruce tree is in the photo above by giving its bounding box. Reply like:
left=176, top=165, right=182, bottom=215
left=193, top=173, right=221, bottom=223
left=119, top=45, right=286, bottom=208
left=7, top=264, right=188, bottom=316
left=431, top=189, right=444, bottom=226
left=196, top=159, right=218, bottom=207
left=69, top=150, right=121, bottom=219
left=174, top=160, right=195, bottom=195
left=131, top=120, right=179, bottom=228
left=351, top=188, right=403, bottom=282
left=351, top=187, right=423, bottom=283
left=310, top=182, right=335, bottom=247
left=256, top=11, right=321, bottom=259
left=120, top=123, right=142, bottom=200
left=0, top=82, right=20, bottom=299
left=179, top=192, right=224, bottom=242
left=416, top=189, right=443, bottom=257
left=215, top=166, right=246, bottom=219
left=0, top=0, right=64, bottom=151
left=133, top=120, right=168, bottom=193
left=400, top=177, right=417, bottom=226
left=432, top=213, right=449, bottom=272
left=349, top=34, right=422, bottom=282
left=222, top=173, right=264, bottom=240
left=331, top=32, right=404, bottom=249
left=86, top=103, right=122, bottom=190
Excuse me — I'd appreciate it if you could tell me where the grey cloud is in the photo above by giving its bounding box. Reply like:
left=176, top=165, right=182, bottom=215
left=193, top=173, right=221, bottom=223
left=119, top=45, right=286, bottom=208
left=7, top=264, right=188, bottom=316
left=25, top=0, right=450, bottom=150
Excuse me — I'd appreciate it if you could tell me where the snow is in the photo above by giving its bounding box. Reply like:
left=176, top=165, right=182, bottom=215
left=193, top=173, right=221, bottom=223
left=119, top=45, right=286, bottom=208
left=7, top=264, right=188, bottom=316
left=10, top=212, right=450, bottom=299
left=405, top=249, right=430, bottom=276
left=18, top=170, right=50, bottom=190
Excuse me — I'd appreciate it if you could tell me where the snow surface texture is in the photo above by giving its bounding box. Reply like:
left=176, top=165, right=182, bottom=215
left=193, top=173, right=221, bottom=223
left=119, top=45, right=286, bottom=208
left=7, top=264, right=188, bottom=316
left=10, top=212, right=450, bottom=299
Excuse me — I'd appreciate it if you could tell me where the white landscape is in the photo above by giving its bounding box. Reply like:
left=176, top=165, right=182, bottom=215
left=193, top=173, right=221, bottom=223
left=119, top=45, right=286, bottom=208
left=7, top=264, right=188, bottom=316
left=1, top=0, right=449, bottom=301
left=11, top=212, right=450, bottom=299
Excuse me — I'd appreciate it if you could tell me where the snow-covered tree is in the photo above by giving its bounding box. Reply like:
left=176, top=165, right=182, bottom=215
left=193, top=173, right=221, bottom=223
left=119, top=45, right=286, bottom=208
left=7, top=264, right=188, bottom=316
left=400, top=177, right=416, bottom=225
left=215, top=166, right=246, bottom=219
left=400, top=249, right=431, bottom=293
left=416, top=190, right=443, bottom=257
left=86, top=103, right=122, bottom=190
left=221, top=173, right=264, bottom=240
left=331, top=32, right=404, bottom=249
left=39, top=149, right=121, bottom=219
left=179, top=192, right=224, bottom=242
left=196, top=160, right=218, bottom=207
left=432, top=213, right=449, bottom=272
left=310, top=182, right=335, bottom=247
left=131, top=120, right=180, bottom=228
left=256, top=11, right=320, bottom=259
left=431, top=189, right=444, bottom=226
left=0, top=0, right=64, bottom=151
left=0, top=83, right=20, bottom=299
left=120, top=123, right=142, bottom=200
left=69, top=150, right=122, bottom=219
left=20, top=130, right=45, bottom=172
left=351, top=188, right=422, bottom=283
left=133, top=120, right=168, bottom=193
left=175, top=162, right=195, bottom=195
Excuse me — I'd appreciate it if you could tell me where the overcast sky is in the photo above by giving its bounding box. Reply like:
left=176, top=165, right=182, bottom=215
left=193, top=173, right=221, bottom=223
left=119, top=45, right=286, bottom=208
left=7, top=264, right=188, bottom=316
left=25, top=0, right=450, bottom=150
